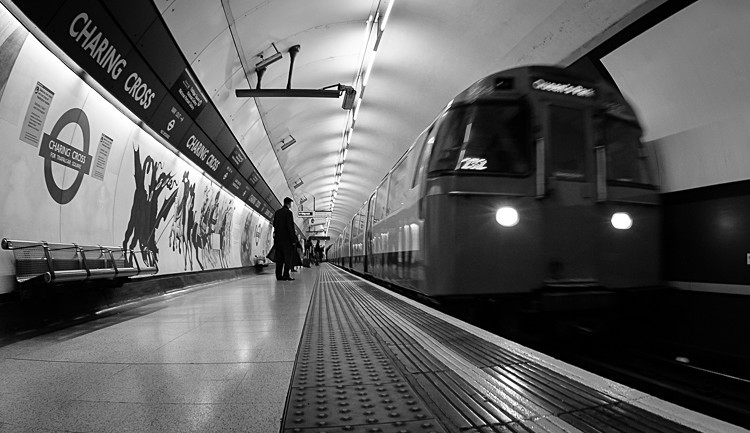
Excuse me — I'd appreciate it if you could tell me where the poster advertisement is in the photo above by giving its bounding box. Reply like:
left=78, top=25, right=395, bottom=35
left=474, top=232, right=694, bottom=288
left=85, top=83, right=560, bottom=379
left=0, top=5, right=271, bottom=293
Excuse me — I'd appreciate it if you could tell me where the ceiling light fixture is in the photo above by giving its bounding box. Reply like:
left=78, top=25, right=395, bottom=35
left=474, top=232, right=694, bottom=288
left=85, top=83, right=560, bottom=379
left=328, top=0, right=395, bottom=218
left=353, top=98, right=362, bottom=121
left=362, top=53, right=377, bottom=87
left=380, top=0, right=394, bottom=32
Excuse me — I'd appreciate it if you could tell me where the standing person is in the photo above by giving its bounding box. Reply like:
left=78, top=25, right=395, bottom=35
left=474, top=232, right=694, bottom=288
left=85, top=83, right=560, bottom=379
left=304, top=238, right=313, bottom=265
left=273, top=197, right=296, bottom=281
left=294, top=235, right=304, bottom=271
left=291, top=235, right=301, bottom=273
left=314, top=240, right=323, bottom=266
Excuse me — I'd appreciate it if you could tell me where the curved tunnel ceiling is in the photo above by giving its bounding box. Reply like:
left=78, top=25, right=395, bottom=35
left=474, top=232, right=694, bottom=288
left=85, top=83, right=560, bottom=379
left=156, top=0, right=666, bottom=238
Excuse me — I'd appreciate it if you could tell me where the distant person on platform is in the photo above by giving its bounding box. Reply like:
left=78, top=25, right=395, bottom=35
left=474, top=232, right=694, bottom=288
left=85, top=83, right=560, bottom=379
left=305, top=237, right=313, bottom=264
left=315, top=240, right=323, bottom=265
left=273, top=197, right=296, bottom=281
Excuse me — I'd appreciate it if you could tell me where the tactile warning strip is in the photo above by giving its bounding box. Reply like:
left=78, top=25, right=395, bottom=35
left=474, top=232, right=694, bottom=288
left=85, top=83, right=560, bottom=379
left=303, top=266, right=702, bottom=433
left=281, top=272, right=448, bottom=433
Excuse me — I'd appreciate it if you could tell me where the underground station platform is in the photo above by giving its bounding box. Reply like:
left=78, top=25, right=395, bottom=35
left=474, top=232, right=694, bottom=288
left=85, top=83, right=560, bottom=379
left=0, top=264, right=743, bottom=433
left=280, top=266, right=741, bottom=433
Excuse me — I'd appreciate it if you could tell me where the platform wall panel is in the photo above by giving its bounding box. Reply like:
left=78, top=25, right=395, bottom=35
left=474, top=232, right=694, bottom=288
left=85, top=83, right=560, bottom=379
left=0, top=4, right=273, bottom=293
left=662, top=179, right=750, bottom=288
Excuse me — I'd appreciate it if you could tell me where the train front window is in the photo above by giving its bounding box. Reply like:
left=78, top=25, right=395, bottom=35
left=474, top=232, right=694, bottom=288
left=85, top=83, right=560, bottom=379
left=604, top=117, right=652, bottom=186
left=428, top=103, right=530, bottom=175
left=549, top=105, right=586, bottom=180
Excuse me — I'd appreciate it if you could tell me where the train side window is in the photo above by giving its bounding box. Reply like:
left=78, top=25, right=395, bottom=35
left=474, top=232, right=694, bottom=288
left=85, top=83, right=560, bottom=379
left=343, top=225, right=350, bottom=256
left=549, top=105, right=586, bottom=180
left=386, top=157, right=410, bottom=215
left=359, top=207, right=367, bottom=255
left=459, top=103, right=530, bottom=174
left=365, top=192, right=376, bottom=233
left=428, top=107, right=470, bottom=173
left=412, top=125, right=438, bottom=188
left=604, top=117, right=653, bottom=186
left=373, top=178, right=388, bottom=224
left=427, top=103, right=530, bottom=175
left=351, top=213, right=360, bottom=241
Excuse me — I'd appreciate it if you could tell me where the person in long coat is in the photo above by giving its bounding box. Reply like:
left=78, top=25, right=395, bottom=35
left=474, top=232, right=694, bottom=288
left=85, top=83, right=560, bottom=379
left=272, top=197, right=296, bottom=280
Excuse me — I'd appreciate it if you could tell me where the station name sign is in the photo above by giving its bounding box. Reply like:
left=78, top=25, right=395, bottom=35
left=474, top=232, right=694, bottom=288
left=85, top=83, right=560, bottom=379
left=63, top=9, right=163, bottom=117
left=532, top=78, right=595, bottom=98
left=15, top=0, right=279, bottom=219
left=40, top=134, right=92, bottom=174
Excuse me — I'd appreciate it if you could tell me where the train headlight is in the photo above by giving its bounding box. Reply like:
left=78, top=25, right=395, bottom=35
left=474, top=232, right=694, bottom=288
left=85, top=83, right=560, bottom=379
left=611, top=212, right=633, bottom=230
left=496, top=207, right=519, bottom=227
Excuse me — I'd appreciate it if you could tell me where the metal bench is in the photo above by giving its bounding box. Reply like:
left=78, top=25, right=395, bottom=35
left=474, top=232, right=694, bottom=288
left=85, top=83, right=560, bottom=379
left=1, top=238, right=158, bottom=284
left=110, top=246, right=158, bottom=277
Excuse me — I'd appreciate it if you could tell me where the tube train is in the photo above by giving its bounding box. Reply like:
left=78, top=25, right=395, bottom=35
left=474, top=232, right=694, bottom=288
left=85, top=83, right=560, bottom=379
left=330, top=65, right=660, bottom=303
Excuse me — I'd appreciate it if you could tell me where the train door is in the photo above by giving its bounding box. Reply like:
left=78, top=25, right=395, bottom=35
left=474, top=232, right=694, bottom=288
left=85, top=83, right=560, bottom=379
left=351, top=214, right=359, bottom=270
left=542, top=103, right=598, bottom=286
left=364, top=192, right=375, bottom=274
left=342, top=224, right=351, bottom=269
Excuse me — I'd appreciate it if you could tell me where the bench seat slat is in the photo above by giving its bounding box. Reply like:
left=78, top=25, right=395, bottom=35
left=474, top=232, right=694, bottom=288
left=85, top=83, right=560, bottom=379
left=138, top=266, right=158, bottom=276
left=48, top=270, right=88, bottom=283
left=87, top=268, right=117, bottom=279
left=115, top=268, right=139, bottom=277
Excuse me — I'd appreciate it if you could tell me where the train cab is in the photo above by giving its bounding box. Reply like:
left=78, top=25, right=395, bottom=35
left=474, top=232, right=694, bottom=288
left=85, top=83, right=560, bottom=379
left=334, top=65, right=661, bottom=303
left=422, top=67, right=660, bottom=296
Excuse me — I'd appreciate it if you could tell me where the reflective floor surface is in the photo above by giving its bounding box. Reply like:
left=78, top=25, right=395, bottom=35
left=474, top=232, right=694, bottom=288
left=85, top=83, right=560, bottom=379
left=0, top=266, right=317, bottom=432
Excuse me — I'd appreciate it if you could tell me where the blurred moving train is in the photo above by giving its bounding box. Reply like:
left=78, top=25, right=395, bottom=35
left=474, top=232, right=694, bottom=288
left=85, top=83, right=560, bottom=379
left=330, top=65, right=660, bottom=305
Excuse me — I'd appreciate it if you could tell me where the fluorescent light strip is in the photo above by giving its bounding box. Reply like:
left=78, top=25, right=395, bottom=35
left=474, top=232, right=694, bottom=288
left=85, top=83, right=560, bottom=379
left=331, top=1, right=394, bottom=216
left=380, top=0, right=394, bottom=31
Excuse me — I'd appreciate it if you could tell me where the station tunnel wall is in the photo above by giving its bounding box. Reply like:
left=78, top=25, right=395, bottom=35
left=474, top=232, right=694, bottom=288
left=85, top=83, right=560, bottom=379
left=660, top=180, right=750, bottom=288
left=0, top=6, right=273, bottom=294
left=601, top=0, right=750, bottom=294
